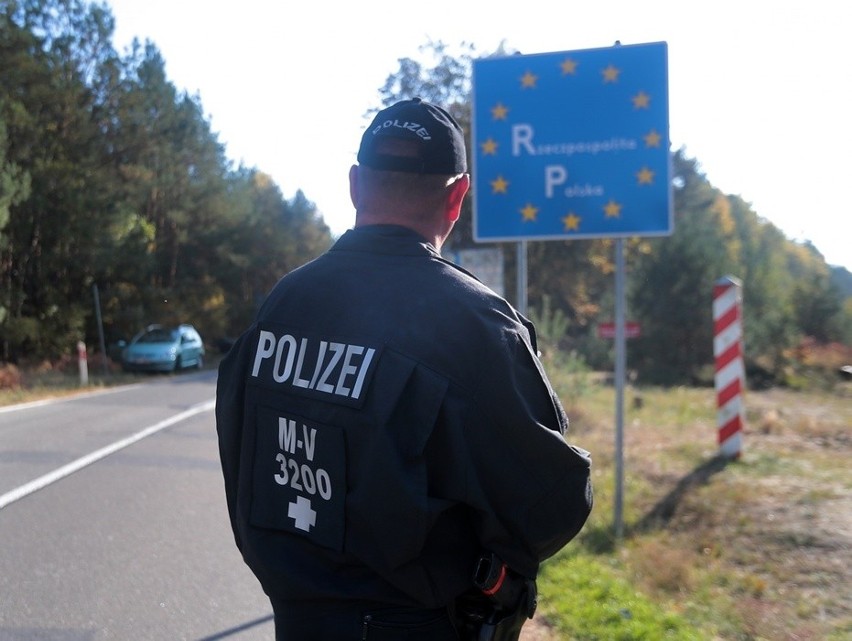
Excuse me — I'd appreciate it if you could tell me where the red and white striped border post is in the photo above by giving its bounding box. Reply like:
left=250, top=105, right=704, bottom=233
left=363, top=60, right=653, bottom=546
left=713, top=276, right=744, bottom=458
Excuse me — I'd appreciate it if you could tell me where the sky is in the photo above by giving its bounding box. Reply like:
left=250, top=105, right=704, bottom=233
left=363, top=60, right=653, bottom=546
left=106, top=0, right=851, bottom=271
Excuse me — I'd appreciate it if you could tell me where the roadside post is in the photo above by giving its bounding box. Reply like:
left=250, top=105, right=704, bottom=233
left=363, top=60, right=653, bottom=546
left=77, top=341, right=89, bottom=386
left=713, top=276, right=745, bottom=458
left=472, top=41, right=672, bottom=540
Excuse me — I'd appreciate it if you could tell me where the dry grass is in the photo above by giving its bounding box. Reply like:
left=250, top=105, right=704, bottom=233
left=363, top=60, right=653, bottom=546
left=552, top=378, right=852, bottom=639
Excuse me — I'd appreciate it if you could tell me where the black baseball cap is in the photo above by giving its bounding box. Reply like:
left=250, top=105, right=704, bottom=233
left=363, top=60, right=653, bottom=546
left=357, top=98, right=468, bottom=175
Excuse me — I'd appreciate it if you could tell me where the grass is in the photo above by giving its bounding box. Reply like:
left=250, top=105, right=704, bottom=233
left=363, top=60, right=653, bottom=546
left=3, top=359, right=851, bottom=640
left=539, top=552, right=705, bottom=640
left=0, top=368, right=124, bottom=406
left=539, top=366, right=852, bottom=640
left=0, top=353, right=225, bottom=407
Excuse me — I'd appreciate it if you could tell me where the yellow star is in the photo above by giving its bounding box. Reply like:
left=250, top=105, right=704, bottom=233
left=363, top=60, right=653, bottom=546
left=480, top=138, right=498, bottom=155
left=602, top=64, right=620, bottom=83
left=491, top=102, right=509, bottom=120
left=644, top=129, right=662, bottom=148
left=491, top=175, right=509, bottom=194
left=520, top=203, right=539, bottom=221
left=562, top=212, right=581, bottom=231
left=560, top=58, right=578, bottom=75
left=520, top=71, right=538, bottom=89
left=636, top=167, right=655, bottom=185
left=632, top=91, right=651, bottom=109
left=604, top=200, right=622, bottom=218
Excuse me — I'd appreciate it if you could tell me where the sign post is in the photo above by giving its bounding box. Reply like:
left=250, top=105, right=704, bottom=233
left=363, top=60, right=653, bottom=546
left=472, top=41, right=672, bottom=539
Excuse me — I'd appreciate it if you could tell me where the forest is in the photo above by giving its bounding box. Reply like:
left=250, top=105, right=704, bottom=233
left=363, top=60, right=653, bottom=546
left=2, top=0, right=850, bottom=386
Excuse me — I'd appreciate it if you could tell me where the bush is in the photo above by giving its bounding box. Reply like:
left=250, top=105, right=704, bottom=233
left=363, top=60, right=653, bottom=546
left=0, top=363, right=22, bottom=390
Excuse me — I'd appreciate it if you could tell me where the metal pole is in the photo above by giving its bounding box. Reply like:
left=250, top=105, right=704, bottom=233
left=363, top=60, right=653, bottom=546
left=92, top=283, right=109, bottom=377
left=516, top=240, right=528, bottom=316
left=614, top=238, right=626, bottom=540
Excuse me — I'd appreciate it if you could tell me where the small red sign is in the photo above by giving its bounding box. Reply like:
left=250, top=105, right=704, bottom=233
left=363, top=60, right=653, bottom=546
left=598, top=321, right=641, bottom=339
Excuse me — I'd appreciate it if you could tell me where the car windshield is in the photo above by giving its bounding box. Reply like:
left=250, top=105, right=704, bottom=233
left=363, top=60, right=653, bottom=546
left=137, top=328, right=177, bottom=343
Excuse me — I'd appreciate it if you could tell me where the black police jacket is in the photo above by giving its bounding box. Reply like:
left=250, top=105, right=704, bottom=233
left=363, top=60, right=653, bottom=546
left=216, top=224, right=592, bottom=609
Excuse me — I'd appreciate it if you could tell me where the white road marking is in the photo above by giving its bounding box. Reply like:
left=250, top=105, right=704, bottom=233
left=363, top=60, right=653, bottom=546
left=0, top=398, right=216, bottom=510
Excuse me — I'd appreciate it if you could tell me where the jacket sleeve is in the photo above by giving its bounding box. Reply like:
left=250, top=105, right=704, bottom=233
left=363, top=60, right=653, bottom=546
left=214, top=329, right=255, bottom=553
left=428, top=321, right=593, bottom=579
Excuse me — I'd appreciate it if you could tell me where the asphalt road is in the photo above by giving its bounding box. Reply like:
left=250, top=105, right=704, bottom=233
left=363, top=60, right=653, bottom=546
left=0, top=371, right=275, bottom=640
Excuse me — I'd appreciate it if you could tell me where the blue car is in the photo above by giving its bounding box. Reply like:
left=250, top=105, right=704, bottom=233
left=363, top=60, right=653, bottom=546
left=121, top=324, right=205, bottom=373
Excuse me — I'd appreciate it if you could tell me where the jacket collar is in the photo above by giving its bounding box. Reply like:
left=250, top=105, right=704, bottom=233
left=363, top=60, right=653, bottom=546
left=331, top=224, right=441, bottom=258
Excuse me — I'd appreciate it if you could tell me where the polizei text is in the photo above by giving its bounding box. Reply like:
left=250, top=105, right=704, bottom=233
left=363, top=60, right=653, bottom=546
left=251, top=329, right=377, bottom=401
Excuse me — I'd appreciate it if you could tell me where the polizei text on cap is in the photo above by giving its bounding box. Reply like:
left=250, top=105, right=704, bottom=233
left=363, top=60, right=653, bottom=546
left=373, top=119, right=431, bottom=140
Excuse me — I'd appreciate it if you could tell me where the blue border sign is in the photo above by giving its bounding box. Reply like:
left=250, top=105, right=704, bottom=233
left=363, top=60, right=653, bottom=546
left=472, top=42, right=672, bottom=242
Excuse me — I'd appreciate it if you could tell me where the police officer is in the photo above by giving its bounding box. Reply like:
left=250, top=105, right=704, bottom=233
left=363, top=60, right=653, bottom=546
left=215, top=98, right=592, bottom=640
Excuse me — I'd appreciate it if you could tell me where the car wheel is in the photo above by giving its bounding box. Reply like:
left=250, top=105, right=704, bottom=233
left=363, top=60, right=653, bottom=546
left=174, top=356, right=182, bottom=372
left=196, top=354, right=204, bottom=370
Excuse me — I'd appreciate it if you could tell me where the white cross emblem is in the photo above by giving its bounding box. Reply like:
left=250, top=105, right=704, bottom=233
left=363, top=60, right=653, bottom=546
left=288, top=496, right=317, bottom=532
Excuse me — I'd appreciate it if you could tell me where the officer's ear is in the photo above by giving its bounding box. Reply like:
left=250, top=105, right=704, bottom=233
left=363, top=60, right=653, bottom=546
left=349, top=165, right=360, bottom=209
left=445, top=174, right=470, bottom=223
